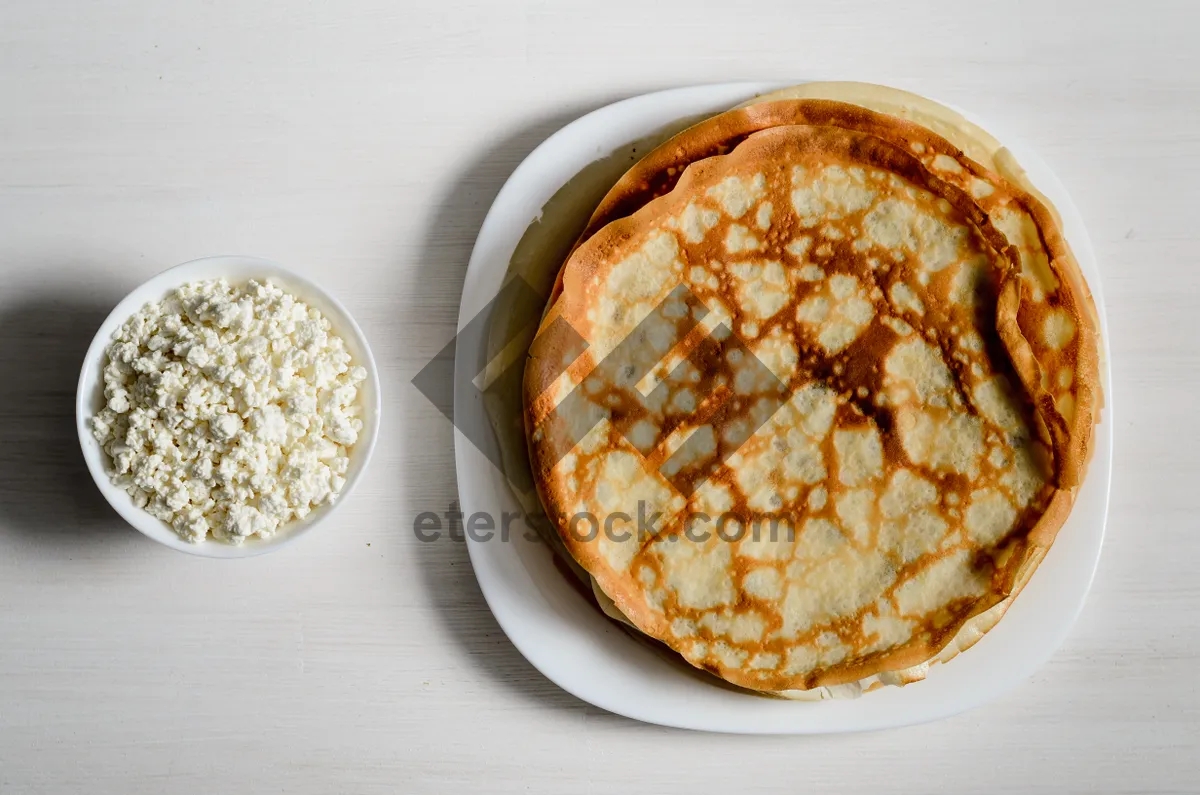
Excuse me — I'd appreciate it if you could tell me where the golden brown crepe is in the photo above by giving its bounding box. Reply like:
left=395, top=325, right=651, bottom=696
left=523, top=92, right=1101, bottom=693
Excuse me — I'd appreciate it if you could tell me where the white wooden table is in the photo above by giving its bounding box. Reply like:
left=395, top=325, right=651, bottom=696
left=1, top=1, right=1196, bottom=792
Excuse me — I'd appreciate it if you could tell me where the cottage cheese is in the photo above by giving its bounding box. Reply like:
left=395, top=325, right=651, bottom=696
left=90, top=278, right=368, bottom=544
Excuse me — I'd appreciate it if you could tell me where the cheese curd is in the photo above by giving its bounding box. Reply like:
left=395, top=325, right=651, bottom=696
left=90, top=278, right=368, bottom=544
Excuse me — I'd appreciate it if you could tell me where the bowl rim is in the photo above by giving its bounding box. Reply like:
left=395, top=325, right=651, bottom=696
left=76, top=254, right=382, bottom=558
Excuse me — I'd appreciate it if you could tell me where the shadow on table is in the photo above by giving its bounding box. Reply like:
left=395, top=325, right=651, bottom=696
left=0, top=293, right=131, bottom=547
left=400, top=99, right=650, bottom=725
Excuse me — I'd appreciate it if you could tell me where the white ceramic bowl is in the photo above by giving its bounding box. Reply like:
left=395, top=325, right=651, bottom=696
left=76, top=255, right=381, bottom=558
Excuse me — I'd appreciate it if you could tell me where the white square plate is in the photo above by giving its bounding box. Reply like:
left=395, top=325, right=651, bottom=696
left=452, top=83, right=1112, bottom=733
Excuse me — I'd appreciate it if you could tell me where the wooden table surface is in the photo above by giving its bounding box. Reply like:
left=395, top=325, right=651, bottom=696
left=1, top=1, right=1197, bottom=792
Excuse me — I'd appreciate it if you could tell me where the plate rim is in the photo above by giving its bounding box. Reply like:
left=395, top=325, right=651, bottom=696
left=452, top=82, right=1113, bottom=733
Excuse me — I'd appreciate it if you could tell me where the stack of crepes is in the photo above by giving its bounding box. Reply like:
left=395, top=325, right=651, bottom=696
left=522, top=83, right=1102, bottom=698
